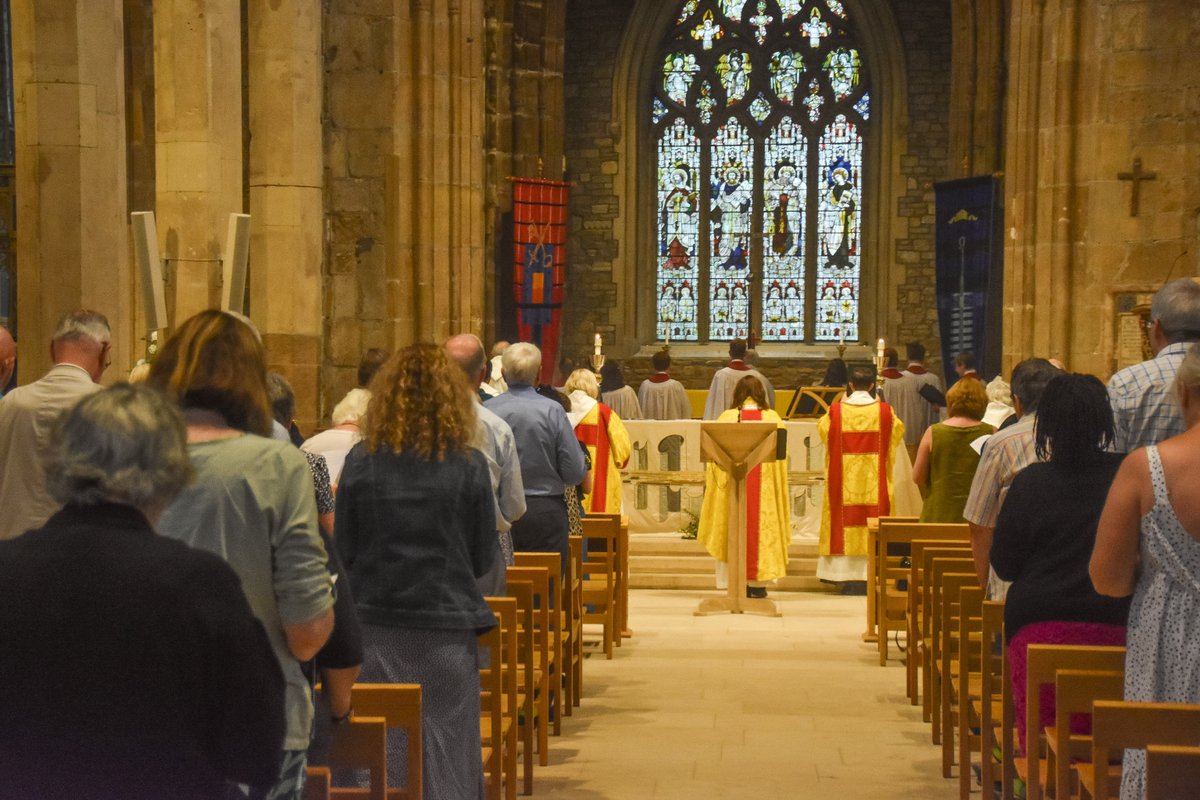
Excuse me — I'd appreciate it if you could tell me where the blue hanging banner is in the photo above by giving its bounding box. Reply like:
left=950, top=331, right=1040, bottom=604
left=933, top=176, right=1003, bottom=386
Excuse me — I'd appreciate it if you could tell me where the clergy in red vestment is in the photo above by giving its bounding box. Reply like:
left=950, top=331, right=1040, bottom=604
left=817, top=363, right=905, bottom=583
left=563, top=369, right=630, bottom=515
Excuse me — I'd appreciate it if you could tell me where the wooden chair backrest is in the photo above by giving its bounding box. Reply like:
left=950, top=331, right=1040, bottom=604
left=328, top=716, right=387, bottom=800
left=1146, top=744, right=1200, bottom=800
left=786, top=386, right=844, bottom=418
left=349, top=685, right=423, bottom=800
left=879, top=522, right=970, bottom=607
left=1092, top=701, right=1200, bottom=800
left=1021, top=645, right=1124, bottom=800
left=979, top=600, right=1005, bottom=798
left=913, top=543, right=972, bottom=634
left=580, top=517, right=619, bottom=593
left=1053, top=669, right=1124, bottom=800
left=938, top=572, right=978, bottom=664
left=304, top=767, right=331, bottom=800
left=927, top=557, right=976, bottom=662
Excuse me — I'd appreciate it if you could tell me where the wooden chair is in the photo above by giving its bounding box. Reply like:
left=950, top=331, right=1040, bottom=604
left=937, top=571, right=978, bottom=777
left=976, top=601, right=1005, bottom=800
left=1051, top=669, right=1124, bottom=800
left=1146, top=744, right=1200, bottom=800
left=349, top=684, right=423, bottom=800
left=785, top=385, right=843, bottom=419
left=304, top=767, right=332, bottom=800
left=508, top=564, right=556, bottom=761
left=908, top=539, right=973, bottom=705
left=956, top=584, right=985, bottom=799
left=864, top=515, right=918, bottom=642
left=877, top=520, right=970, bottom=666
left=505, top=577, right=539, bottom=791
left=482, top=597, right=519, bottom=800
left=513, top=553, right=567, bottom=734
left=1021, top=645, right=1125, bottom=800
left=926, top=555, right=975, bottom=738
left=328, top=716, right=388, bottom=800
left=586, top=513, right=631, bottom=648
left=568, top=535, right=584, bottom=708
left=580, top=516, right=619, bottom=659
left=1089, top=701, right=1200, bottom=800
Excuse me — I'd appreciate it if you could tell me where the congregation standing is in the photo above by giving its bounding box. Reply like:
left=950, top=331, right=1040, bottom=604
left=2, top=276, right=1200, bottom=800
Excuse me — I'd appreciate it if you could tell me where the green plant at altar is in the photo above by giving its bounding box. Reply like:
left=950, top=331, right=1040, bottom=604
left=680, top=508, right=699, bottom=540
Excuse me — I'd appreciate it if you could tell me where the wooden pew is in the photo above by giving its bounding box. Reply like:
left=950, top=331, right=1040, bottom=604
left=976, top=601, right=1005, bottom=800
left=877, top=520, right=970, bottom=666
left=304, top=767, right=332, bottom=800
left=1088, top=701, right=1200, bottom=800
left=937, top=571, right=978, bottom=777
left=908, top=540, right=973, bottom=706
left=1146, top=744, right=1200, bottom=800
left=568, top=535, right=584, bottom=708
left=1020, top=646, right=1125, bottom=800
left=513, top=554, right=567, bottom=735
left=580, top=516, right=619, bottom=659
left=956, top=584, right=985, bottom=799
left=1051, top=668, right=1123, bottom=800
left=483, top=597, right=519, bottom=800
left=328, top=716, right=388, bottom=800
left=927, top=555, right=975, bottom=738
left=505, top=578, right=537, bottom=795
left=864, top=515, right=918, bottom=642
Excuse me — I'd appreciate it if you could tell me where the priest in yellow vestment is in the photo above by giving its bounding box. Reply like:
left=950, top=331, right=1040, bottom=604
left=698, top=375, right=790, bottom=586
left=817, top=364, right=906, bottom=582
left=564, top=369, right=630, bottom=515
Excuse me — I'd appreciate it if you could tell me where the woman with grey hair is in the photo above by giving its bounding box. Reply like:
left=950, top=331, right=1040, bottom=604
left=0, top=384, right=287, bottom=799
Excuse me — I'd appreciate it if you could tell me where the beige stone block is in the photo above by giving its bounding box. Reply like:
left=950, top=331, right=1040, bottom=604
left=24, top=82, right=96, bottom=147
left=329, top=317, right=363, bottom=364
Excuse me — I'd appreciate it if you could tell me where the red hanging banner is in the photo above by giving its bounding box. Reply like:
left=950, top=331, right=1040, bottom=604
left=511, top=177, right=570, bottom=385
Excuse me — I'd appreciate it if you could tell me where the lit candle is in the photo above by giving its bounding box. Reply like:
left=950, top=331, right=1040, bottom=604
left=665, top=324, right=670, bottom=347
left=877, top=338, right=885, bottom=360
left=839, top=328, right=844, bottom=347
left=594, top=333, right=602, bottom=356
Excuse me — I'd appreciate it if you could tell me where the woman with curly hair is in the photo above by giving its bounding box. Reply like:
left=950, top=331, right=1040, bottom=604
left=336, top=343, right=499, bottom=800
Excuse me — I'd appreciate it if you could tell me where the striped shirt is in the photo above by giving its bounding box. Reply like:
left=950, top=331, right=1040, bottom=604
left=962, top=413, right=1038, bottom=530
left=1107, top=342, right=1192, bottom=453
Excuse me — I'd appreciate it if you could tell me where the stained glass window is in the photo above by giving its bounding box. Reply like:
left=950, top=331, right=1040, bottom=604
left=657, top=119, right=701, bottom=342
left=654, top=0, right=871, bottom=342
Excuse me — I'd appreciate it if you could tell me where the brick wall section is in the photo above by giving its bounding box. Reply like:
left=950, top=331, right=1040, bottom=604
left=561, top=0, right=634, bottom=367
left=561, top=1, right=953, bottom=390
left=890, top=0, right=952, bottom=375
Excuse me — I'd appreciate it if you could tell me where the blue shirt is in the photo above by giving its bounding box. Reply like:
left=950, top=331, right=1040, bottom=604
left=1108, top=342, right=1192, bottom=453
left=486, top=384, right=588, bottom=496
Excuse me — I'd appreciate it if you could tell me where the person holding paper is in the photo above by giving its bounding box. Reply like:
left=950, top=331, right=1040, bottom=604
left=911, top=377, right=993, bottom=523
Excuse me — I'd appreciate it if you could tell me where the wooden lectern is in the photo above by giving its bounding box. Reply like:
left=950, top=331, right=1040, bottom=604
left=695, top=421, right=784, bottom=617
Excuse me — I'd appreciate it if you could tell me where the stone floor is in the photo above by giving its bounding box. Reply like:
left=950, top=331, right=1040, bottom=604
left=534, top=589, right=960, bottom=799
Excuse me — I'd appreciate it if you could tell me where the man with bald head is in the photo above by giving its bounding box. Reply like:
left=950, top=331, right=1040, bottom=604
left=0, top=310, right=112, bottom=539
left=444, top=333, right=526, bottom=594
left=0, top=324, right=15, bottom=396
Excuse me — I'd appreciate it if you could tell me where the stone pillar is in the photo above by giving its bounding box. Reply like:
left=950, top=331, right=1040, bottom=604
left=11, top=0, right=133, bottom=379
left=247, top=0, right=323, bottom=432
left=153, top=0, right=244, bottom=325
left=387, top=0, right=486, bottom=346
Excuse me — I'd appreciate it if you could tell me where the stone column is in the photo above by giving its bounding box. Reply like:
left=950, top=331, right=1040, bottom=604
left=153, top=0, right=244, bottom=325
left=11, top=0, right=132, bottom=379
left=247, top=0, right=323, bottom=432
left=387, top=0, right=486, bottom=346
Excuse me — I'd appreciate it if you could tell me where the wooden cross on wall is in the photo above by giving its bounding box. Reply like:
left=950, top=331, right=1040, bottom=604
left=1117, top=157, right=1157, bottom=217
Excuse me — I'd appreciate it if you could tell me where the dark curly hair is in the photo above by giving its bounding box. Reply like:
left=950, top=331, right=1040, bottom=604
left=1034, top=373, right=1114, bottom=468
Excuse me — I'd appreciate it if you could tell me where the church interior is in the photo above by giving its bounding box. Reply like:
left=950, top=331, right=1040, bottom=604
left=1, top=0, right=1199, bottom=798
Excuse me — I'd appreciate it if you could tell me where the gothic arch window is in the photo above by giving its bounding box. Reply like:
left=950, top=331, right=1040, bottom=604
left=653, top=0, right=871, bottom=343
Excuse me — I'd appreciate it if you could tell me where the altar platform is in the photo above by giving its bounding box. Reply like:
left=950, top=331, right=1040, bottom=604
left=620, top=418, right=921, bottom=590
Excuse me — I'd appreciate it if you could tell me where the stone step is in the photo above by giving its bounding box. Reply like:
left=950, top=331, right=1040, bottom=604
left=626, top=531, right=828, bottom=592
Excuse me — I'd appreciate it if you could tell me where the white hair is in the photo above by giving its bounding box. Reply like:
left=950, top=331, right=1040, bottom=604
left=985, top=376, right=1012, bottom=406
left=1152, top=278, right=1200, bottom=343
left=332, top=387, right=371, bottom=425
left=502, top=342, right=542, bottom=385
left=1176, top=342, right=1200, bottom=394
left=52, top=310, right=110, bottom=344
left=564, top=368, right=599, bottom=399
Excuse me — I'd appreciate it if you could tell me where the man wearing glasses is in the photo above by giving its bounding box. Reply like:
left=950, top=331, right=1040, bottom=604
left=1108, top=278, right=1200, bottom=453
left=0, top=310, right=111, bottom=539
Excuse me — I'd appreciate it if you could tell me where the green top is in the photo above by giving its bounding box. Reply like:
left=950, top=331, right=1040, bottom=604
left=920, top=422, right=994, bottom=523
